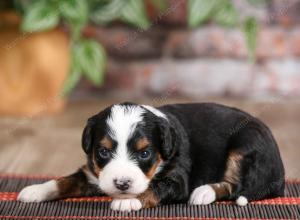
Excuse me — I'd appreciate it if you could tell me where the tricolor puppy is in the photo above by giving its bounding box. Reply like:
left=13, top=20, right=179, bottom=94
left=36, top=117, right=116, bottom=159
left=18, top=102, right=285, bottom=211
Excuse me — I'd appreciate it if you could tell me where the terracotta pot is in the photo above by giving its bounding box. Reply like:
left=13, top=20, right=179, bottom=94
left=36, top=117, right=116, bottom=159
left=0, top=12, right=70, bottom=116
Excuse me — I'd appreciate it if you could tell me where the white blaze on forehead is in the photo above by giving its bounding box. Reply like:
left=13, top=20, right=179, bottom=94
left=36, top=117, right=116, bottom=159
left=106, top=105, right=145, bottom=151
left=142, top=105, right=167, bottom=120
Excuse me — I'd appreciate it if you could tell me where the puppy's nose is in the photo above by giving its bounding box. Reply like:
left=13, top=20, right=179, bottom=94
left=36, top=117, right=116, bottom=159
left=113, top=178, right=132, bottom=191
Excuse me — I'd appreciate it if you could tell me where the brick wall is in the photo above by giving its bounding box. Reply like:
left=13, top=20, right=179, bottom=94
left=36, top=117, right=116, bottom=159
left=78, top=0, right=300, bottom=99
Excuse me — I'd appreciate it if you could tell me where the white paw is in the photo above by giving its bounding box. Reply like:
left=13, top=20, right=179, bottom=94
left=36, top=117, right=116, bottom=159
left=189, top=185, right=216, bottom=205
left=111, top=198, right=142, bottom=212
left=17, top=180, right=58, bottom=203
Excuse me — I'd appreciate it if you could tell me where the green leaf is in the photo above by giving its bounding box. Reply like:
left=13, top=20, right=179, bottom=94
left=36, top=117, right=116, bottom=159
left=60, top=0, right=88, bottom=24
left=61, top=58, right=82, bottom=96
left=214, top=1, right=238, bottom=27
left=90, top=0, right=150, bottom=29
left=243, top=17, right=258, bottom=62
left=60, top=0, right=88, bottom=41
left=188, top=0, right=218, bottom=27
left=21, top=1, right=59, bottom=32
left=121, top=0, right=150, bottom=29
left=74, top=40, right=106, bottom=85
left=90, top=0, right=125, bottom=25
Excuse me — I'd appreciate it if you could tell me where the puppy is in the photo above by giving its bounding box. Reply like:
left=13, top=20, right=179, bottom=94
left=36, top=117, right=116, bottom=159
left=18, top=102, right=285, bottom=211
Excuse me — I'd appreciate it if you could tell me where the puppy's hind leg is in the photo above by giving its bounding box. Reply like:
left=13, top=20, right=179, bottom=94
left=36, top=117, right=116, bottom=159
left=228, top=123, right=285, bottom=204
left=189, top=150, right=245, bottom=205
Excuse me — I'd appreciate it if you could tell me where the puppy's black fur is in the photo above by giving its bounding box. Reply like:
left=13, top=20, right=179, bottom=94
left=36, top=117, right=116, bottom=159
left=157, top=103, right=285, bottom=202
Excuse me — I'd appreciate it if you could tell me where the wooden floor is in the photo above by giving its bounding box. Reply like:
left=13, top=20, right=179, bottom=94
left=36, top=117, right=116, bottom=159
left=0, top=97, right=299, bottom=178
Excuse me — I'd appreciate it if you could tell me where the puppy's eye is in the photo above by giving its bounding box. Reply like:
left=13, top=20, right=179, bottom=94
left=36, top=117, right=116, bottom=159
left=139, top=150, right=151, bottom=160
left=99, top=148, right=111, bottom=159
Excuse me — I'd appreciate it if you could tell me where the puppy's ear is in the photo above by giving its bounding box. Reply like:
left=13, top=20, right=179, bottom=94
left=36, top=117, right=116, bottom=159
left=82, top=117, right=95, bottom=154
left=157, top=119, right=178, bottom=160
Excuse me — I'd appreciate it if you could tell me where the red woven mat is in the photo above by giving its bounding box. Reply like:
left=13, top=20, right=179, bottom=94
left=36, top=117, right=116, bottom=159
left=0, top=174, right=299, bottom=219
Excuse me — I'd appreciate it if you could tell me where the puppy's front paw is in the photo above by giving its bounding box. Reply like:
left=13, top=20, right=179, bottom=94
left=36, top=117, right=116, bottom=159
left=17, top=180, right=58, bottom=202
left=189, top=185, right=216, bottom=205
left=111, top=198, right=142, bottom=212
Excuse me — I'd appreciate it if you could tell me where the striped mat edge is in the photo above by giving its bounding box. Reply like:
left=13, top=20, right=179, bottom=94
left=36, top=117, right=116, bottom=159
left=0, top=174, right=299, bottom=220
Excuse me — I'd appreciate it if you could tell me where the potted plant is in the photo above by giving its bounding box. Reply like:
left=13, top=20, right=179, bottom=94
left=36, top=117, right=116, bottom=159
left=0, top=0, right=150, bottom=116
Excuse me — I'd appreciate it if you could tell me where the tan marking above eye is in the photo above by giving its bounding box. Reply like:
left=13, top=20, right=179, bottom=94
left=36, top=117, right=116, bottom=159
left=136, top=137, right=150, bottom=150
left=100, top=136, right=113, bottom=149
left=136, top=138, right=150, bottom=150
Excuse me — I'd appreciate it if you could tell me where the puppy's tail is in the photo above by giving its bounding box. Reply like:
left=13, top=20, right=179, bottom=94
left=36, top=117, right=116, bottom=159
left=236, top=196, right=248, bottom=206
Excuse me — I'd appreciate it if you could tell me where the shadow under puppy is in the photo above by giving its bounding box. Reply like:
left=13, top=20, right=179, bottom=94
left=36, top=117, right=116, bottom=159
left=18, top=102, right=285, bottom=211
